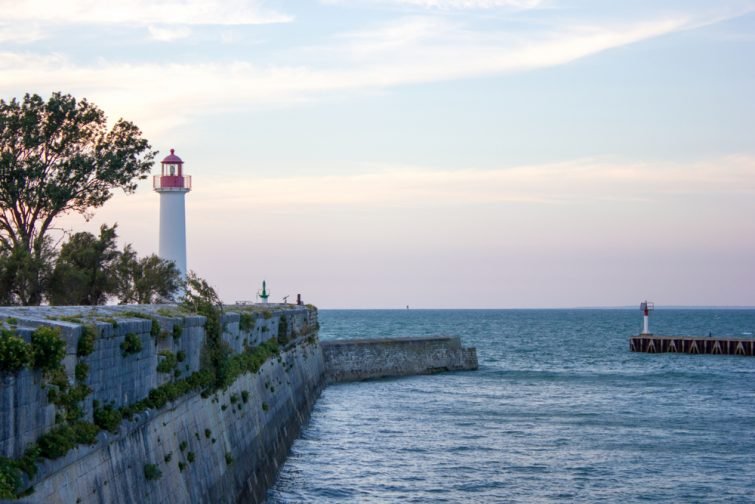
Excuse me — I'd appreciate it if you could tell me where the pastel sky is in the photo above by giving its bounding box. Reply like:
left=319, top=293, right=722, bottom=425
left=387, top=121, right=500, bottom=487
left=2, top=0, right=755, bottom=308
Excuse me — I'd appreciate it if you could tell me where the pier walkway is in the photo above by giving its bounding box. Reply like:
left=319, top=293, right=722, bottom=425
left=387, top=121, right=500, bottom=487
left=630, top=335, right=755, bottom=356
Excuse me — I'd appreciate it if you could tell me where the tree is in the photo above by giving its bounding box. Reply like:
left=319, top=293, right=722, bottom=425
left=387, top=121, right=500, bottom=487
left=0, top=239, right=55, bottom=306
left=0, top=92, right=155, bottom=304
left=181, top=271, right=222, bottom=316
left=47, top=224, right=181, bottom=305
left=48, top=224, right=119, bottom=305
left=113, top=244, right=181, bottom=304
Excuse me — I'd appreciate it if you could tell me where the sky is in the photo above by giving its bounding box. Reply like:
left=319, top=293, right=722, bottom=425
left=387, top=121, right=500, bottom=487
left=1, top=0, right=755, bottom=308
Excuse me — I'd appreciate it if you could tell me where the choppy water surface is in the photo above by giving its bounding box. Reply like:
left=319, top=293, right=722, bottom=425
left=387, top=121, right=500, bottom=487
left=268, top=310, right=755, bottom=503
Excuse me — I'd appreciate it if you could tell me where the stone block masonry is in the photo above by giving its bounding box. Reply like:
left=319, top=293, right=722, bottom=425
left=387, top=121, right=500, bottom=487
left=0, top=303, right=321, bottom=503
left=321, top=336, right=478, bottom=384
left=21, top=338, right=324, bottom=504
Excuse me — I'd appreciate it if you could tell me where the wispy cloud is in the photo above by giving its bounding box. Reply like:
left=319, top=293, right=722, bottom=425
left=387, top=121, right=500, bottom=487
left=147, top=25, right=192, bottom=42
left=322, top=15, right=693, bottom=81
left=0, top=0, right=291, bottom=25
left=0, top=11, right=709, bottom=131
left=188, top=155, right=755, bottom=210
left=323, top=0, right=544, bottom=9
left=0, top=23, right=46, bottom=44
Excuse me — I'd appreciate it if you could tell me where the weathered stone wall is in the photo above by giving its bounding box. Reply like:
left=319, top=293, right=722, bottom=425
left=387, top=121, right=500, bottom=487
left=19, top=338, right=324, bottom=504
left=0, top=307, right=206, bottom=459
left=0, top=304, right=322, bottom=503
left=321, top=336, right=478, bottom=383
left=0, top=330, right=55, bottom=460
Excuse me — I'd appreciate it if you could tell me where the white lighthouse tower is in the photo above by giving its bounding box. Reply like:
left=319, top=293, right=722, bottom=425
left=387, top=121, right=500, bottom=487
left=153, top=149, right=191, bottom=277
left=640, top=300, right=654, bottom=335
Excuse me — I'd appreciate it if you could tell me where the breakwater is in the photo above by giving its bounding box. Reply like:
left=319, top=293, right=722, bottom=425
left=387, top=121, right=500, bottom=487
left=321, top=336, right=478, bottom=383
left=0, top=306, right=478, bottom=503
left=630, top=334, right=755, bottom=356
left=0, top=304, right=323, bottom=503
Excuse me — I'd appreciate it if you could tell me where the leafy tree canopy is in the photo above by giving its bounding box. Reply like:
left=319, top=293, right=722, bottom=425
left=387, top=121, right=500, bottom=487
left=49, top=224, right=119, bottom=306
left=114, top=244, right=181, bottom=304
left=0, top=238, right=54, bottom=306
left=47, top=224, right=181, bottom=306
left=0, top=92, right=155, bottom=304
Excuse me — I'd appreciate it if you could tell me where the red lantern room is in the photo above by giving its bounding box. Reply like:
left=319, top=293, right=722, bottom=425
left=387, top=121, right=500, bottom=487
left=153, top=148, right=191, bottom=192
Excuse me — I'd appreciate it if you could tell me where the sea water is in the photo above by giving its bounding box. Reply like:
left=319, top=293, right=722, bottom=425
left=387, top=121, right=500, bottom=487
left=268, top=309, right=755, bottom=503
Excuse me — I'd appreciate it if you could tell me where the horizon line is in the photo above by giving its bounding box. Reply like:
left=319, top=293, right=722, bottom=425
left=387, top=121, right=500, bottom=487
left=312, top=305, right=755, bottom=310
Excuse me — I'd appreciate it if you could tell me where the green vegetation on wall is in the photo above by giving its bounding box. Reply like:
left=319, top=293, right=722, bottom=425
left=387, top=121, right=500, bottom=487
left=239, top=313, right=254, bottom=332
left=143, top=463, right=162, bottom=481
left=30, top=327, right=66, bottom=371
left=93, top=403, right=123, bottom=433
left=76, top=326, right=96, bottom=357
left=120, top=333, right=142, bottom=356
left=0, top=326, right=66, bottom=374
left=277, top=315, right=289, bottom=345
left=0, top=297, right=318, bottom=499
left=156, top=351, right=177, bottom=373
left=0, top=329, right=31, bottom=372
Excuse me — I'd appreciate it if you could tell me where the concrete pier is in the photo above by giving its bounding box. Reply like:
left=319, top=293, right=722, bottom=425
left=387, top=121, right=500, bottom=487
left=630, top=335, right=755, bottom=356
left=321, top=336, right=478, bottom=383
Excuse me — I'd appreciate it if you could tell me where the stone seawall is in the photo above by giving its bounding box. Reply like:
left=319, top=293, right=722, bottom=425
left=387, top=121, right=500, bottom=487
left=21, top=339, right=324, bottom=504
left=0, top=304, right=323, bottom=504
left=1, top=307, right=478, bottom=503
left=321, top=336, right=478, bottom=383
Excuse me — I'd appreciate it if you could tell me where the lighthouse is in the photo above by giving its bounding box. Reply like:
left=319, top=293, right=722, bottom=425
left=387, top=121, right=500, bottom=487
left=153, top=149, right=191, bottom=277
left=640, top=301, right=654, bottom=335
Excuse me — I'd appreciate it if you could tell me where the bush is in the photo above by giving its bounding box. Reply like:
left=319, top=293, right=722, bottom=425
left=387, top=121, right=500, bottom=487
left=187, top=452, right=195, bottom=463
left=120, top=333, right=142, bottom=356
left=277, top=315, right=289, bottom=345
left=93, top=404, right=122, bottom=433
left=146, top=387, right=168, bottom=409
left=143, top=463, right=162, bottom=481
left=176, top=350, right=186, bottom=362
left=204, top=429, right=211, bottom=439
left=239, top=313, right=254, bottom=332
left=53, top=383, right=91, bottom=423
left=214, top=339, right=279, bottom=390
left=262, top=402, right=269, bottom=412
left=0, top=329, right=31, bottom=373
left=179, top=441, right=188, bottom=452
left=31, top=326, right=66, bottom=371
left=18, top=444, right=40, bottom=479
left=172, top=324, right=182, bottom=340
left=150, top=319, right=160, bottom=338
left=156, top=351, right=177, bottom=373
left=75, top=362, right=89, bottom=382
left=38, top=424, right=76, bottom=459
left=77, top=326, right=96, bottom=356
left=241, top=390, right=249, bottom=403
left=225, top=452, right=234, bottom=465
left=0, top=458, right=22, bottom=499
left=178, top=461, right=187, bottom=472
left=73, top=421, right=98, bottom=445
